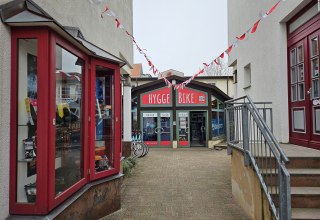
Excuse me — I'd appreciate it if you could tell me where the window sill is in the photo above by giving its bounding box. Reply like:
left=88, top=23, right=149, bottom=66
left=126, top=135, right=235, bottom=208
left=243, top=85, right=251, bottom=90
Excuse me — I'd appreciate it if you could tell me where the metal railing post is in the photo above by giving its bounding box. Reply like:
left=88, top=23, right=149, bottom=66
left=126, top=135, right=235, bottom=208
left=279, top=164, right=291, bottom=220
left=242, top=105, right=250, bottom=166
left=226, top=107, right=232, bottom=155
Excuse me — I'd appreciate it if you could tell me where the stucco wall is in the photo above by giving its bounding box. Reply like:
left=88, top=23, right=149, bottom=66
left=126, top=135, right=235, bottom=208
left=227, top=0, right=312, bottom=142
left=231, top=149, right=272, bottom=220
left=0, top=0, right=12, bottom=217
left=33, top=0, right=133, bottom=70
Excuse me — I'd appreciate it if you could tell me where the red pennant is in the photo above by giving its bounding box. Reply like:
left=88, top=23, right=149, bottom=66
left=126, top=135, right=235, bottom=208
left=103, top=5, right=109, bottom=13
left=203, top=63, right=209, bottom=67
left=148, top=60, right=152, bottom=67
left=214, top=59, right=220, bottom=65
left=267, top=1, right=280, bottom=15
left=115, top=19, right=120, bottom=28
left=226, top=45, right=233, bottom=55
left=251, top=19, right=261, bottom=33
left=220, top=52, right=225, bottom=59
left=199, top=69, right=204, bottom=74
left=236, top=33, right=246, bottom=40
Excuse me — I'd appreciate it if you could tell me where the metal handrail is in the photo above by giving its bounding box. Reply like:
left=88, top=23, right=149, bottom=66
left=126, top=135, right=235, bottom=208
left=225, top=96, right=291, bottom=220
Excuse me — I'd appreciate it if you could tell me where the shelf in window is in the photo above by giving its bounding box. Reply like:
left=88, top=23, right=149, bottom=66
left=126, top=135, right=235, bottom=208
left=18, top=159, right=36, bottom=163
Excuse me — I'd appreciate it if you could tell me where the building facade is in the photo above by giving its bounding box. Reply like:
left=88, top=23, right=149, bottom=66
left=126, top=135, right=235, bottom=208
left=132, top=75, right=230, bottom=149
left=228, top=0, right=319, bottom=149
left=0, top=0, right=133, bottom=218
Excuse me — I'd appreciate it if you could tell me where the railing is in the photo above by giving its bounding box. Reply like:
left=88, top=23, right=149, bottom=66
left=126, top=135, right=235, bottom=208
left=225, top=96, right=291, bottom=220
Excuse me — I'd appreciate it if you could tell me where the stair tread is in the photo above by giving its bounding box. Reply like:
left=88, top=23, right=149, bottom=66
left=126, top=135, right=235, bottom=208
left=269, top=186, right=320, bottom=195
left=292, top=208, right=320, bottom=219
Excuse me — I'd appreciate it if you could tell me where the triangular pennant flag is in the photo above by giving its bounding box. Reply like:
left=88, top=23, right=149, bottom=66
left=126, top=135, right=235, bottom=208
left=267, top=1, right=281, bottom=15
left=220, top=52, right=225, bottom=59
left=251, top=19, right=261, bottom=33
left=203, top=63, right=209, bottom=67
left=214, top=59, right=220, bottom=65
left=115, top=19, right=121, bottom=28
left=236, top=33, right=246, bottom=40
left=226, top=45, right=233, bottom=55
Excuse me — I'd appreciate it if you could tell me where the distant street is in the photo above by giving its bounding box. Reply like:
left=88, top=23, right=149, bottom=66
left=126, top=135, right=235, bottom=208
left=104, top=148, right=250, bottom=220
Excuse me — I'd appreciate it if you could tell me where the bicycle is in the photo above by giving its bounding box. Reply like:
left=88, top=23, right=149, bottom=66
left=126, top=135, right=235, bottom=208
left=131, top=130, right=149, bottom=158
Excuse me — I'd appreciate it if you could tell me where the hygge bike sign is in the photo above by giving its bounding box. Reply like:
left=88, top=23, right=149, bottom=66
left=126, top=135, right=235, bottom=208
left=141, top=87, right=171, bottom=106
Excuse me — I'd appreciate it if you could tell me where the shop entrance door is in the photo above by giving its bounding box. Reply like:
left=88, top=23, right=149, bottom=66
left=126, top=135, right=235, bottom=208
left=190, top=111, right=207, bottom=147
left=288, top=28, right=320, bottom=149
left=141, top=112, right=172, bottom=147
left=177, top=112, right=190, bottom=147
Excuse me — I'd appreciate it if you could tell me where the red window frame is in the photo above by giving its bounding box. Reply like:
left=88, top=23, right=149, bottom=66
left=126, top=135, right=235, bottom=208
left=89, top=58, right=121, bottom=181
left=47, top=31, right=90, bottom=209
left=10, top=26, right=122, bottom=215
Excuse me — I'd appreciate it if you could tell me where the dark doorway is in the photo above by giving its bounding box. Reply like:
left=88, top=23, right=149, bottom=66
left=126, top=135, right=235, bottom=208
left=190, top=111, right=206, bottom=147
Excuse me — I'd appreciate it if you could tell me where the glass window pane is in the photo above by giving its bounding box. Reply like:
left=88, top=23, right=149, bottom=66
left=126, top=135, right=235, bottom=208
left=218, top=112, right=225, bottom=136
left=312, top=58, right=319, bottom=78
left=291, top=85, right=297, bottom=101
left=17, top=39, right=38, bottom=203
left=291, top=67, right=297, bottom=84
left=311, top=37, right=319, bottom=57
left=290, top=49, right=296, bottom=66
left=160, top=113, right=171, bottom=143
left=312, top=79, right=320, bottom=99
left=55, top=45, right=84, bottom=195
left=95, top=67, right=114, bottom=172
left=297, top=45, right=303, bottom=63
left=298, top=64, right=304, bottom=82
left=178, top=112, right=189, bottom=145
left=212, top=112, right=218, bottom=137
left=298, top=83, right=305, bottom=100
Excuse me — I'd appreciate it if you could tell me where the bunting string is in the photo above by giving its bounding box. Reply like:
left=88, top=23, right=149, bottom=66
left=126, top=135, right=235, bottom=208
left=99, top=0, right=286, bottom=89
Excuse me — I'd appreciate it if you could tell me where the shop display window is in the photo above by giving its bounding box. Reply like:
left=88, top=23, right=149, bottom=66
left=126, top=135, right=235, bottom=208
left=95, top=66, right=114, bottom=173
left=212, top=99, right=225, bottom=138
left=54, top=45, right=84, bottom=195
left=16, top=39, right=38, bottom=203
left=10, top=28, right=121, bottom=215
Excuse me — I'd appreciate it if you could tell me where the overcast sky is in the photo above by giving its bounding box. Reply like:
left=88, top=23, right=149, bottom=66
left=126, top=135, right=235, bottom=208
left=133, top=0, right=228, bottom=76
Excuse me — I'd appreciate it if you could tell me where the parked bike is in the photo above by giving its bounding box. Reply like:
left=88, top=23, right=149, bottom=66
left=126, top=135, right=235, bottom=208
left=131, top=130, right=149, bottom=158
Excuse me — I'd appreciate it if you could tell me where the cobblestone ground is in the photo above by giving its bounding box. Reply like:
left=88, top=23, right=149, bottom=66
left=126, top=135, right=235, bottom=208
left=103, top=148, right=250, bottom=220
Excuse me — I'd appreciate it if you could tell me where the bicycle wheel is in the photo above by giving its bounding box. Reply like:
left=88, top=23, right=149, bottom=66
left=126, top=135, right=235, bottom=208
left=133, top=142, right=144, bottom=158
left=139, top=141, right=149, bottom=157
left=131, top=142, right=138, bottom=158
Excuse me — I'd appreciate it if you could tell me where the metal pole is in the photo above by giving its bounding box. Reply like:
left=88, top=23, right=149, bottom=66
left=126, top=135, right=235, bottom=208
left=242, top=105, right=250, bottom=166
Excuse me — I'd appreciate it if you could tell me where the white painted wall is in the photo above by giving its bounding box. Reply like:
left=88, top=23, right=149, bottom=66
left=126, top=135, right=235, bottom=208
left=0, top=0, right=133, bottom=218
left=228, top=0, right=312, bottom=142
left=0, top=1, right=12, bottom=217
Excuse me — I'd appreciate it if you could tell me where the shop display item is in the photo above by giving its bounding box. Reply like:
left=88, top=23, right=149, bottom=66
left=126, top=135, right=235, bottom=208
left=24, top=182, right=36, bottom=203
left=23, top=138, right=36, bottom=161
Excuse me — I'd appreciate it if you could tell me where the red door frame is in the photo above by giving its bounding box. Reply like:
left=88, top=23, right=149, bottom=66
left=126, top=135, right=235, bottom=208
left=10, top=27, right=50, bottom=214
left=287, top=1, right=320, bottom=149
left=89, top=58, right=121, bottom=181
left=10, top=27, right=122, bottom=215
left=47, top=31, right=90, bottom=210
left=308, top=30, right=320, bottom=147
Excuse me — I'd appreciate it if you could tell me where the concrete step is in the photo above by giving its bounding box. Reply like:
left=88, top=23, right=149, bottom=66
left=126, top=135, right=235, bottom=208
left=271, top=187, right=320, bottom=208
left=256, top=157, right=320, bottom=169
left=292, top=208, right=320, bottom=220
left=262, top=169, right=320, bottom=187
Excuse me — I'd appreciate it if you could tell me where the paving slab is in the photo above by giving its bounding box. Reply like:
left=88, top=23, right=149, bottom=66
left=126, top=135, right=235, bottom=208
left=102, top=148, right=250, bottom=220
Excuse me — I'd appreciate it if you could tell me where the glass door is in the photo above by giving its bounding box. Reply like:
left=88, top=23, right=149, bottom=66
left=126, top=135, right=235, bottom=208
left=142, top=113, right=158, bottom=146
left=177, top=112, right=190, bottom=147
left=141, top=112, right=172, bottom=147
left=159, top=112, right=172, bottom=147
left=309, top=30, right=320, bottom=144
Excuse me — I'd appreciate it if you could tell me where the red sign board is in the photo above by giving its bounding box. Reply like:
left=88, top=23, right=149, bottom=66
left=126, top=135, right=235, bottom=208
left=177, top=88, right=207, bottom=105
left=141, top=87, right=171, bottom=106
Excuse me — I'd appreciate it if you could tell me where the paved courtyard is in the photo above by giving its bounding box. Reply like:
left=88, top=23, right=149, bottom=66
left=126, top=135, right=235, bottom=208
left=103, top=148, right=250, bottom=220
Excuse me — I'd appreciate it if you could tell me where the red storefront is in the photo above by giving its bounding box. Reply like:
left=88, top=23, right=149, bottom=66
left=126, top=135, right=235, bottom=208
left=1, top=0, right=124, bottom=218
left=132, top=75, right=230, bottom=148
left=287, top=0, right=320, bottom=149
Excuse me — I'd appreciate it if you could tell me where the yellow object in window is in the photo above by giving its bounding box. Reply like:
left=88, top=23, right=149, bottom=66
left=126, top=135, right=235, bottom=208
left=57, top=103, right=70, bottom=118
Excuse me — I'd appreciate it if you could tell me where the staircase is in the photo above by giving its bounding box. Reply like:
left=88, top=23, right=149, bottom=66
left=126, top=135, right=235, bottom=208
left=262, top=144, right=320, bottom=220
